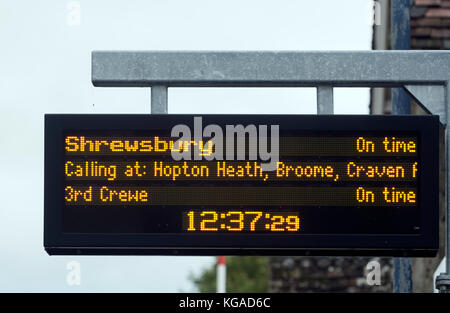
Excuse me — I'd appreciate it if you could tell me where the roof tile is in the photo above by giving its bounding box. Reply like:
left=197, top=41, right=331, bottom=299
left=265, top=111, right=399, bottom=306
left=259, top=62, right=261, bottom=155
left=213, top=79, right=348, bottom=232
left=411, top=17, right=450, bottom=27
left=425, top=8, right=450, bottom=17
left=411, top=27, right=433, bottom=36
left=431, top=28, right=450, bottom=37
left=441, top=0, right=450, bottom=7
left=411, top=38, right=443, bottom=48
left=415, top=0, right=441, bottom=6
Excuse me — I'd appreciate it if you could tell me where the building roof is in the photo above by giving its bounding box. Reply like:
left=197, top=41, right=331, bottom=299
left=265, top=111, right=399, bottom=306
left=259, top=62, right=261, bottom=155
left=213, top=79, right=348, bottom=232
left=411, top=0, right=450, bottom=49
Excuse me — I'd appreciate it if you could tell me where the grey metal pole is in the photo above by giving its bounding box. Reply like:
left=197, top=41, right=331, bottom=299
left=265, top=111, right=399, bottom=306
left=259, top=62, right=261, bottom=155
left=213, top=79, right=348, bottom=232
left=317, top=86, right=333, bottom=114
left=92, top=51, right=450, bottom=87
left=151, top=85, right=168, bottom=114
left=391, top=0, right=411, bottom=115
left=447, top=81, right=450, bottom=282
left=391, top=0, right=411, bottom=116
left=393, top=258, right=412, bottom=292
left=391, top=0, right=413, bottom=293
left=436, top=81, right=450, bottom=292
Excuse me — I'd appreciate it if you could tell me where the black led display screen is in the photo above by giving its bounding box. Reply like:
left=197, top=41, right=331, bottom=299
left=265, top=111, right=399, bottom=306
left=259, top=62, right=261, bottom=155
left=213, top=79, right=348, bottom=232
left=44, top=114, right=439, bottom=256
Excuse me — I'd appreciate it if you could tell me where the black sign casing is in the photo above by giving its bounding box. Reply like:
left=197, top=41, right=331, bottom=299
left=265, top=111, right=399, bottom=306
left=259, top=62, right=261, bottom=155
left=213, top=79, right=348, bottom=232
left=44, top=114, right=439, bottom=256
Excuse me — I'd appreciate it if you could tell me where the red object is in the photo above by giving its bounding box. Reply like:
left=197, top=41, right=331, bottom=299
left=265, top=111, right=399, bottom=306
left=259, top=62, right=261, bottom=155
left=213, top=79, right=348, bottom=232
left=218, top=256, right=226, bottom=265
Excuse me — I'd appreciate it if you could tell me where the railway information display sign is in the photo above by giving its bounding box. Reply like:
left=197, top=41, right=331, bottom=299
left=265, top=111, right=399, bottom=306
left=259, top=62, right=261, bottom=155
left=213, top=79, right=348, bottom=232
left=44, top=114, right=439, bottom=256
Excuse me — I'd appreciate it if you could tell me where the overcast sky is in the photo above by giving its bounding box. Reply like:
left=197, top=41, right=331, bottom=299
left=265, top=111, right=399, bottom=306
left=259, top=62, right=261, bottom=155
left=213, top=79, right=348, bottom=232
left=0, top=0, right=372, bottom=292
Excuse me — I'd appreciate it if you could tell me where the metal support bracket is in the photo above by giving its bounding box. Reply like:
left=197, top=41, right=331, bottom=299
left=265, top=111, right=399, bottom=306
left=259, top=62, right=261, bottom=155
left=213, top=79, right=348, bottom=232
left=151, top=86, right=168, bottom=114
left=436, top=274, right=450, bottom=292
left=404, top=85, right=446, bottom=125
left=317, top=86, right=333, bottom=114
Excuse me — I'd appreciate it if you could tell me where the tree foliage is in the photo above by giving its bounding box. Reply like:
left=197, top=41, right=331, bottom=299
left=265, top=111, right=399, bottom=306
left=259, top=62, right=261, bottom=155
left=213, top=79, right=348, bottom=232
left=189, top=256, right=269, bottom=293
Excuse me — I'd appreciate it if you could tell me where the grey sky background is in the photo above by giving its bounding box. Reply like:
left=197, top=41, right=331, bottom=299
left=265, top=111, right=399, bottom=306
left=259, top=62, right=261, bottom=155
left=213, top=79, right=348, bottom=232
left=0, top=1, right=372, bottom=292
